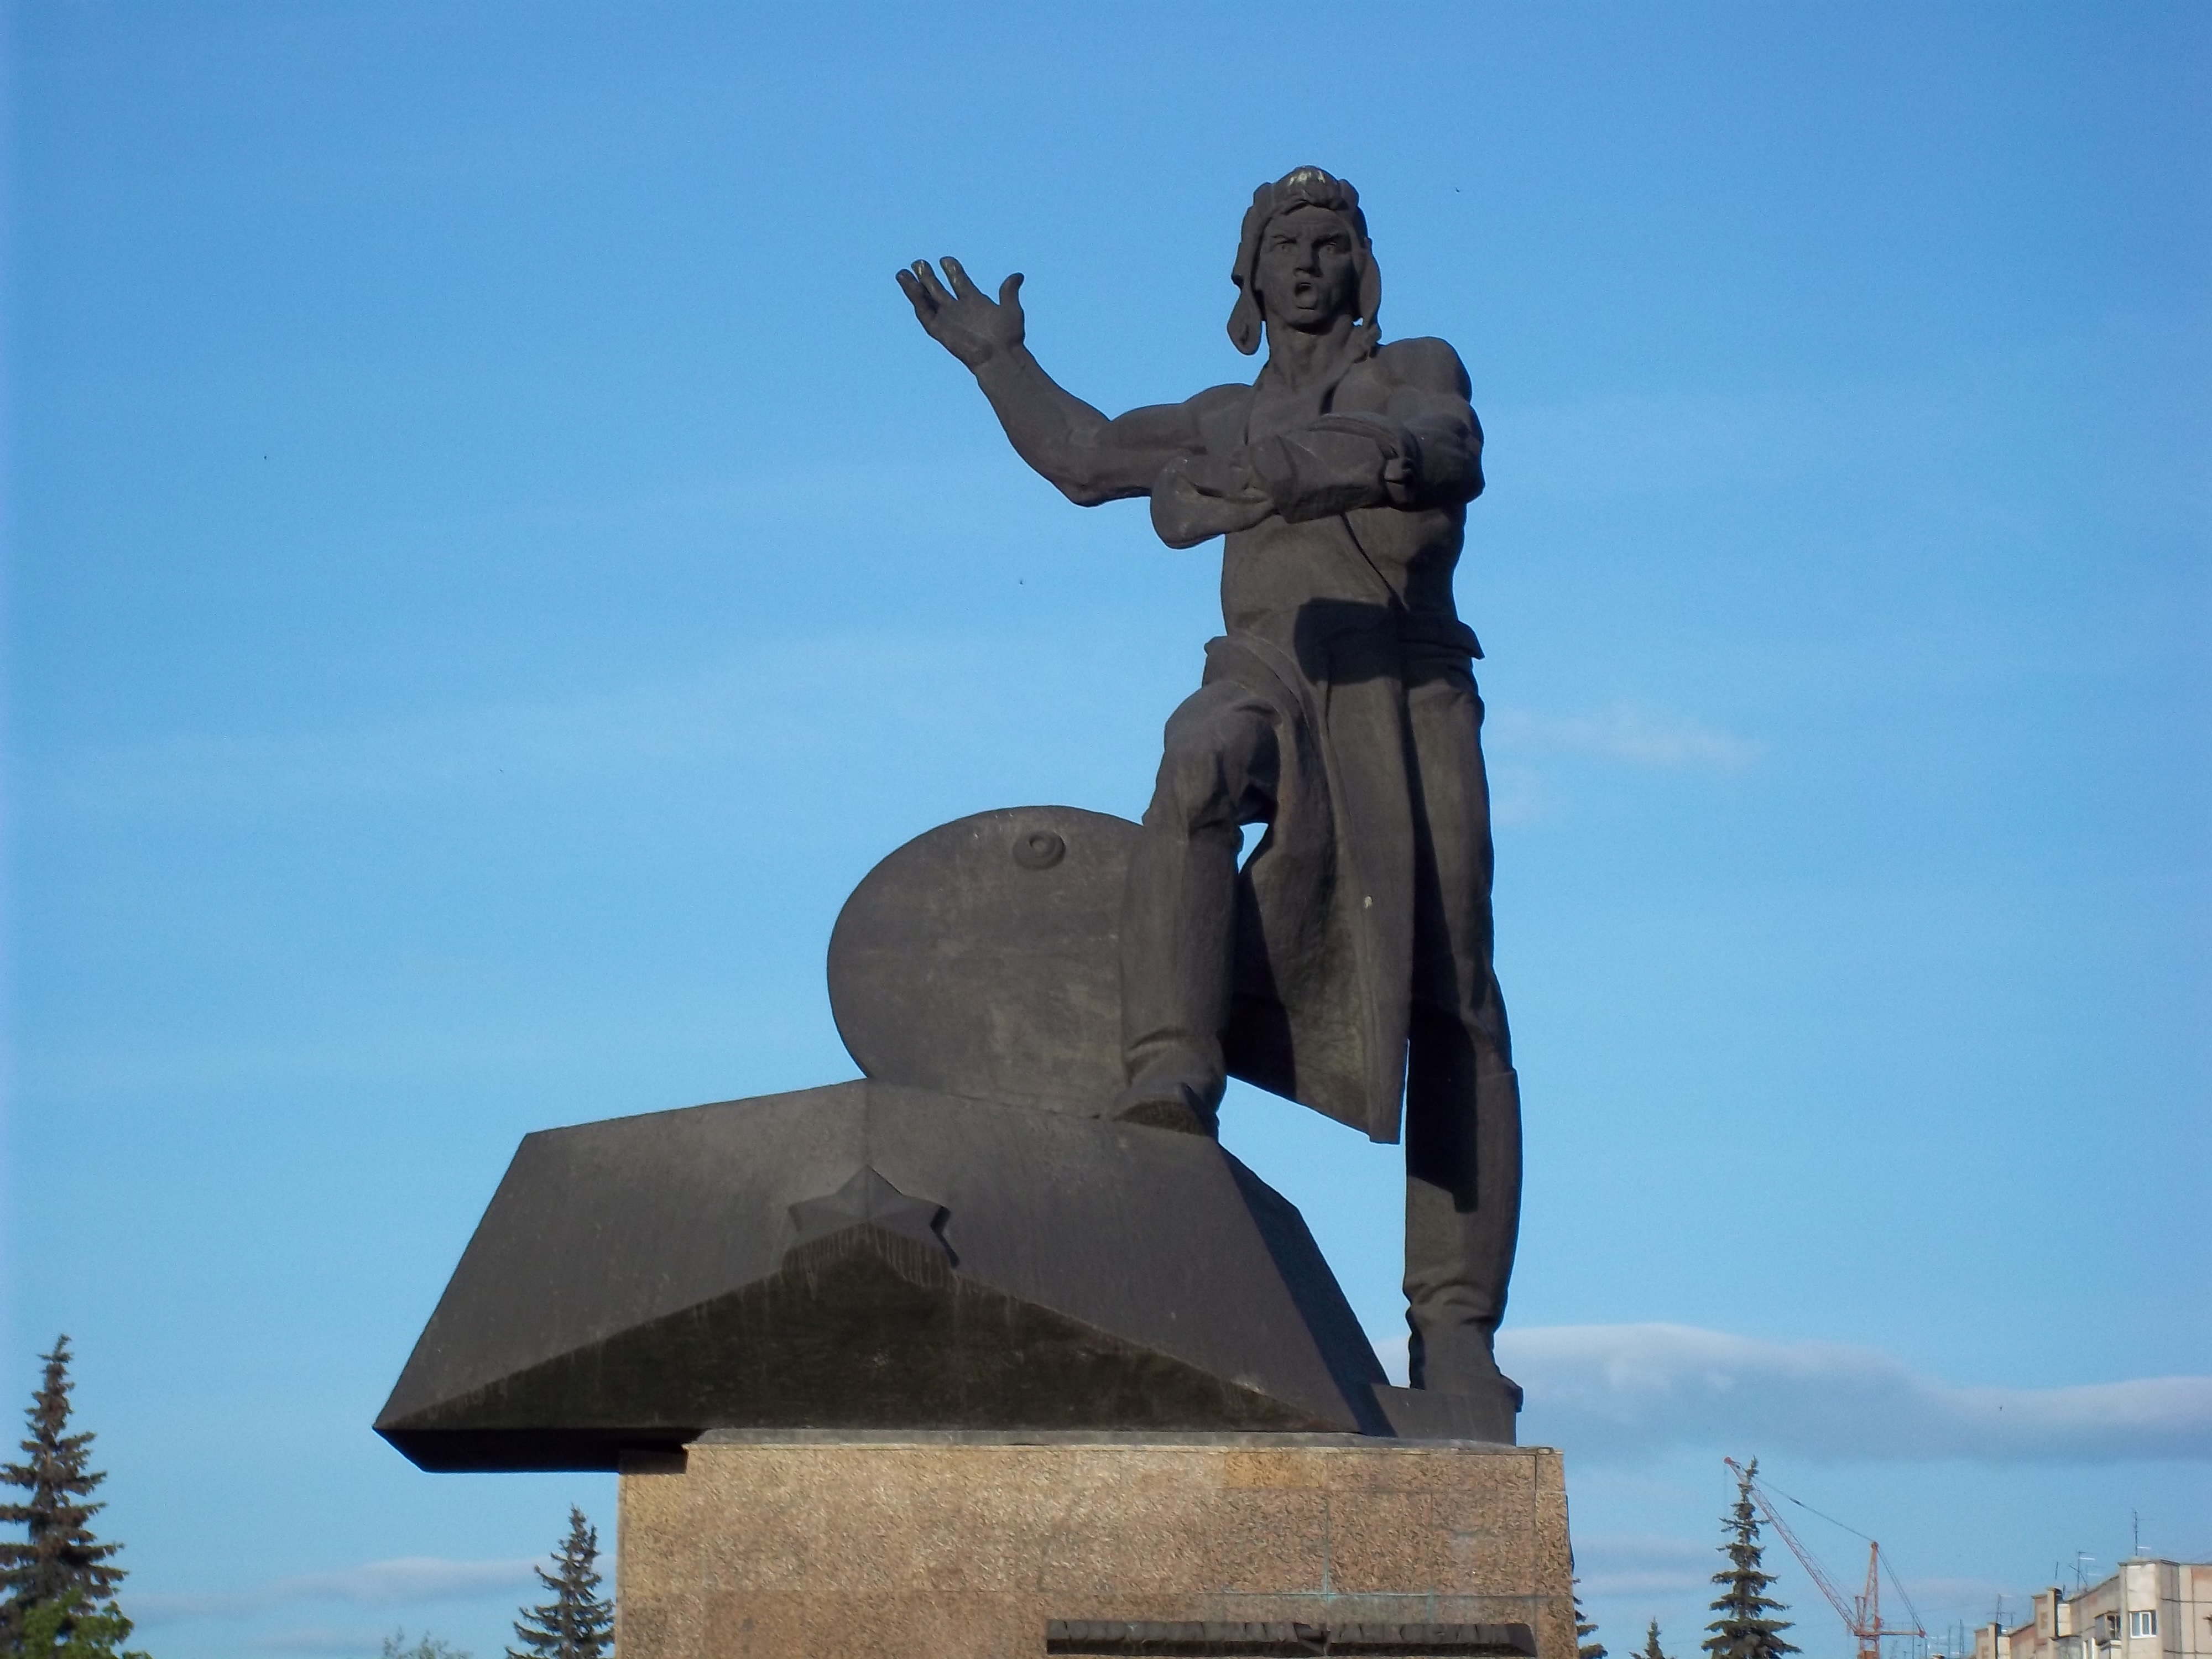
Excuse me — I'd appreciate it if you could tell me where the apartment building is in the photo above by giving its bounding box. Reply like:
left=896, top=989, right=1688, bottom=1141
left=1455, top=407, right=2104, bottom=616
left=1973, top=1560, right=2212, bottom=1659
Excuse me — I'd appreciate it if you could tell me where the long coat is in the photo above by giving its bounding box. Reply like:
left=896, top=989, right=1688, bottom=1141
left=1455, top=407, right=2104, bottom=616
left=1212, top=560, right=1485, bottom=1147
left=1191, top=336, right=1488, bottom=1146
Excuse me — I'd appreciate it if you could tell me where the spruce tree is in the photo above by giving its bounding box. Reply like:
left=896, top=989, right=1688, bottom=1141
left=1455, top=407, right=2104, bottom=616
left=1575, top=1579, right=1607, bottom=1659
left=0, top=1338, right=131, bottom=1650
left=508, top=1507, right=613, bottom=1659
left=384, top=1630, right=471, bottom=1659
left=1641, top=1618, right=1672, bottom=1659
left=14, top=1589, right=149, bottom=1659
left=1703, top=1459, right=1797, bottom=1659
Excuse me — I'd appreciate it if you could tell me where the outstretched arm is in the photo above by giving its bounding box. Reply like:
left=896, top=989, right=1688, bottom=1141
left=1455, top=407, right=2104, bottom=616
left=898, top=257, right=1206, bottom=507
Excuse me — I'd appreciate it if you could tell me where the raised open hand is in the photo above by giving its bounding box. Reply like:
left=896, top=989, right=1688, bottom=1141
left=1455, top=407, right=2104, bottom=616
left=896, top=257, right=1025, bottom=371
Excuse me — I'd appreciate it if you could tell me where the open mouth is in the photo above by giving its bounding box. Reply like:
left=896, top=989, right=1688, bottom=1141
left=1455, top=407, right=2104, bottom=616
left=1291, top=280, right=1319, bottom=305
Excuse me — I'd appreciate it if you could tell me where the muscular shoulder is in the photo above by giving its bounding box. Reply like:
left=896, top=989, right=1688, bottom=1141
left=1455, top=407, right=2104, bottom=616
left=1185, top=380, right=1255, bottom=452
left=1372, top=336, right=1472, bottom=399
left=1188, top=381, right=1255, bottom=418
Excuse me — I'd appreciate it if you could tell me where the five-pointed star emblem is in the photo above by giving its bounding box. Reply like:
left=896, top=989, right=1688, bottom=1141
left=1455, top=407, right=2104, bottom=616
left=788, top=1165, right=951, bottom=1259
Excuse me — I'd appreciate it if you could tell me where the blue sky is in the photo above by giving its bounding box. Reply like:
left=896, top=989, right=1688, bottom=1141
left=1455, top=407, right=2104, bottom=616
left=4, top=3, right=2206, bottom=1656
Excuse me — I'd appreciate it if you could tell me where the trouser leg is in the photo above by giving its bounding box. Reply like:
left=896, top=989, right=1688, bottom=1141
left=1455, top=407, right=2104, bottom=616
left=1117, top=680, right=1279, bottom=1133
left=1399, top=664, right=1521, bottom=1392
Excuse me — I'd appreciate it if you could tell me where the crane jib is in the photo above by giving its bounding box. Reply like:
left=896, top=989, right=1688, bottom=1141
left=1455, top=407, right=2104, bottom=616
left=1724, top=1457, right=1929, bottom=1659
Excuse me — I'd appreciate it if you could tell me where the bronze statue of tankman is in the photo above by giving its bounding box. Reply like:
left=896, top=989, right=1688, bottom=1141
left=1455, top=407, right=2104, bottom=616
left=899, top=166, right=1521, bottom=1406
left=380, top=167, right=1529, bottom=1482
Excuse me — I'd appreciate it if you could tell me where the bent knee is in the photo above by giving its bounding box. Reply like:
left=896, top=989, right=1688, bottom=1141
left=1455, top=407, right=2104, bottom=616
left=1155, top=707, right=1273, bottom=826
left=1147, top=733, right=1241, bottom=834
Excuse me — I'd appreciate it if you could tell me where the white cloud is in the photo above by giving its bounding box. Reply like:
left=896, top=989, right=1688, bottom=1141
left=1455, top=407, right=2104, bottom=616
left=26, top=621, right=1157, bottom=823
left=1488, top=705, right=1762, bottom=770
left=32, top=641, right=917, bottom=818
left=133, top=1558, right=533, bottom=1625
left=1572, top=1532, right=1720, bottom=1599
left=29, top=639, right=1758, bottom=828
left=1484, top=763, right=1551, bottom=827
left=1494, top=1323, right=2212, bottom=1464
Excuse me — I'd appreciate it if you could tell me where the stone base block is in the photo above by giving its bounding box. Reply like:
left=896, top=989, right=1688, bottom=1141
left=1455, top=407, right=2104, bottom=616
left=618, top=1431, right=1573, bottom=1659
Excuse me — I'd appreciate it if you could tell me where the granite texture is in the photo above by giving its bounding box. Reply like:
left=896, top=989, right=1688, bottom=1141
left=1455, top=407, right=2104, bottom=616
left=618, top=1433, right=1572, bottom=1659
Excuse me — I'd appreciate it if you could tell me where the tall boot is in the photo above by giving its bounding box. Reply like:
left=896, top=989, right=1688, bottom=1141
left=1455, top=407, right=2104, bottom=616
left=1113, top=818, right=1239, bottom=1135
left=1404, top=1061, right=1522, bottom=1396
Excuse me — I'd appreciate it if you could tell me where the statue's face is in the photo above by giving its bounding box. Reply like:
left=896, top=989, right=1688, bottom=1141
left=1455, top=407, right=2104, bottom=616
left=1255, top=205, right=1361, bottom=332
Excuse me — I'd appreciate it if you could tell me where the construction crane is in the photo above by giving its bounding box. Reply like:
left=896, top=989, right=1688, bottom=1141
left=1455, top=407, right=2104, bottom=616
left=1725, top=1458, right=1928, bottom=1659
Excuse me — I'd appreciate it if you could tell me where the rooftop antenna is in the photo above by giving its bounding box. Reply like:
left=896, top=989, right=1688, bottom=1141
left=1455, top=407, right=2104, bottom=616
left=2132, top=1512, right=2141, bottom=1558
left=2074, top=1554, right=2096, bottom=1594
